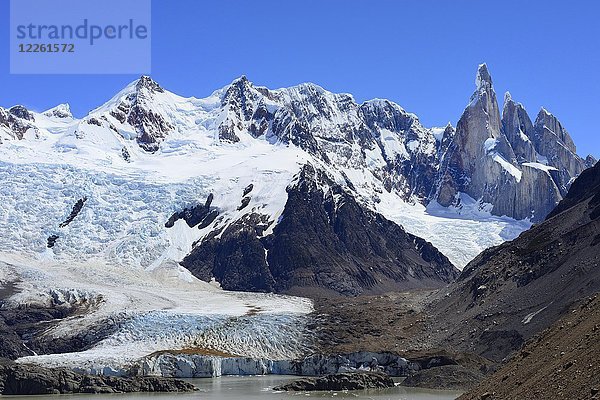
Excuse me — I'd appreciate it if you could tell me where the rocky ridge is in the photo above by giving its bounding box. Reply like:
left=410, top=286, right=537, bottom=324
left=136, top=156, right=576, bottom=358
left=0, top=65, right=593, bottom=223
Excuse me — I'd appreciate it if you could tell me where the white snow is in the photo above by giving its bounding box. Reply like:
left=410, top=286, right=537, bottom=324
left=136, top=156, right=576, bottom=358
left=484, top=138, right=498, bottom=153
left=522, top=304, right=550, bottom=324
left=522, top=162, right=558, bottom=173
left=518, top=129, right=531, bottom=143
left=492, top=153, right=523, bottom=182
left=431, top=126, right=446, bottom=142
left=379, top=128, right=409, bottom=159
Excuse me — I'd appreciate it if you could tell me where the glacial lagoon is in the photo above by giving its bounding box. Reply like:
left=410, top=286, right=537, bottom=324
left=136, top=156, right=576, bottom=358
left=1, top=375, right=462, bottom=399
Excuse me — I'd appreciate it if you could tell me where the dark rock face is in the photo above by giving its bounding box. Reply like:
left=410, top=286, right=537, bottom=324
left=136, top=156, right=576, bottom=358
left=181, top=213, right=277, bottom=292
left=428, top=160, right=600, bottom=361
left=181, top=165, right=458, bottom=296
left=121, top=146, right=131, bottom=162
left=546, top=161, right=600, bottom=219
left=46, top=197, right=88, bottom=248
left=0, top=106, right=37, bottom=141
left=237, top=196, right=251, bottom=210
left=0, top=363, right=195, bottom=395
left=8, top=106, right=34, bottom=121
left=243, top=183, right=254, bottom=196
left=59, top=197, right=87, bottom=228
left=165, top=194, right=217, bottom=228
left=459, top=295, right=600, bottom=400
left=219, top=76, right=262, bottom=143
left=273, top=372, right=395, bottom=392
left=46, top=235, right=59, bottom=248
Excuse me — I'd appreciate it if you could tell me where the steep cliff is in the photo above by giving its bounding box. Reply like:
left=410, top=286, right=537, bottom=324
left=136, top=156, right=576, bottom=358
left=435, top=64, right=591, bottom=221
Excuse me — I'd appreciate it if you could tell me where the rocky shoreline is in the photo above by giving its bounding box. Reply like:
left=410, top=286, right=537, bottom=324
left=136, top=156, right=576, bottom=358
left=0, top=361, right=196, bottom=395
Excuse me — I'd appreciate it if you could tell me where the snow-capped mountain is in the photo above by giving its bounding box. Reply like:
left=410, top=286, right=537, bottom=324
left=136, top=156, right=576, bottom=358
left=1, top=64, right=590, bottom=277
left=0, top=63, right=592, bottom=374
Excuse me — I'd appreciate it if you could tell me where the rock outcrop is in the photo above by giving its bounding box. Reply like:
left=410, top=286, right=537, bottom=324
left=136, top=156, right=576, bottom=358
left=43, top=104, right=73, bottom=119
left=0, top=362, right=195, bottom=395
left=165, top=193, right=217, bottom=228
left=501, top=92, right=537, bottom=164
left=59, top=197, right=87, bottom=228
left=181, top=164, right=458, bottom=296
left=107, top=76, right=174, bottom=152
left=0, top=105, right=38, bottom=142
left=273, top=372, right=395, bottom=391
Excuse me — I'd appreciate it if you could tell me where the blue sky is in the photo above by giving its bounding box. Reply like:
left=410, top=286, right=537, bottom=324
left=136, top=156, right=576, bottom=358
left=1, top=0, right=599, bottom=157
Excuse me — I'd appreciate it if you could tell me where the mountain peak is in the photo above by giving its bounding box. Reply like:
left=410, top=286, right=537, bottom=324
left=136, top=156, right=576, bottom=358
left=468, top=63, right=496, bottom=107
left=585, top=154, right=598, bottom=168
left=538, top=107, right=552, bottom=118
left=503, top=91, right=512, bottom=105
left=229, top=75, right=252, bottom=88
left=475, top=63, right=493, bottom=90
left=8, top=105, right=35, bottom=121
left=135, top=75, right=164, bottom=93
left=43, top=103, right=72, bottom=119
left=535, top=107, right=557, bottom=126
